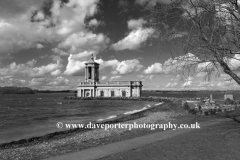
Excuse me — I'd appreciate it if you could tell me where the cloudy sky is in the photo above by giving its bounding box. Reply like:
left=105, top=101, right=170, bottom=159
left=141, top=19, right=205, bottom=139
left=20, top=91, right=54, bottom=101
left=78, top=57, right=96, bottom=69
left=0, top=0, right=239, bottom=90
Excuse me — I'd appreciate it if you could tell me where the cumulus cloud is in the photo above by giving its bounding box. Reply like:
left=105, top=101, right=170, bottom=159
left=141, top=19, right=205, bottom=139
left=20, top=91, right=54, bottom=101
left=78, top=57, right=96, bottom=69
left=109, top=75, right=122, bottom=81
left=54, top=32, right=109, bottom=55
left=96, top=59, right=120, bottom=70
left=64, top=55, right=86, bottom=76
left=137, top=74, right=155, bottom=81
left=64, top=52, right=143, bottom=76
left=101, top=76, right=107, bottom=80
left=165, top=82, right=178, bottom=88
left=162, top=53, right=200, bottom=74
left=196, top=62, right=214, bottom=72
left=227, top=54, right=240, bottom=71
left=0, top=60, right=63, bottom=78
left=197, top=81, right=214, bottom=87
left=0, top=77, right=27, bottom=87
left=29, top=76, right=70, bottom=87
left=47, top=76, right=69, bottom=86
left=64, top=52, right=120, bottom=76
left=127, top=18, right=146, bottom=29
left=111, top=27, right=154, bottom=51
left=0, top=0, right=101, bottom=56
left=144, top=63, right=163, bottom=74
left=88, top=19, right=101, bottom=27
left=51, top=69, right=61, bottom=76
left=115, top=59, right=143, bottom=74
left=36, top=43, right=44, bottom=49
left=26, top=59, right=37, bottom=67
left=29, top=78, right=48, bottom=87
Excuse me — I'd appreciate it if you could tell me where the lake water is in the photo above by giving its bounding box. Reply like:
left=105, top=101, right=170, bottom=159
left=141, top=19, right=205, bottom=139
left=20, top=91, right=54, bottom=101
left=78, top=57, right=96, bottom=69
left=0, top=93, right=156, bottom=144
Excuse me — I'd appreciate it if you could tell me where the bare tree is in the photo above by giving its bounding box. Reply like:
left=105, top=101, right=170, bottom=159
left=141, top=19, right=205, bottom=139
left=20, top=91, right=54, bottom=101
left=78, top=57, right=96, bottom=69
left=146, top=0, right=240, bottom=85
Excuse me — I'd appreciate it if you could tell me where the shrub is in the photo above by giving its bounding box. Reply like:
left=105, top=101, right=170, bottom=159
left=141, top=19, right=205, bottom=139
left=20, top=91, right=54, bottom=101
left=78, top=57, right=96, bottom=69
left=183, top=102, right=190, bottom=111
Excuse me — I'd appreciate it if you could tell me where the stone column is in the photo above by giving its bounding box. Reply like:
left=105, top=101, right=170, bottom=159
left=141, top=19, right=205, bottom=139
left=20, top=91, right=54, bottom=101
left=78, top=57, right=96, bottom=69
left=85, top=67, right=87, bottom=82
left=92, top=67, right=95, bottom=82
left=97, top=67, right=99, bottom=81
left=136, top=87, right=139, bottom=97
left=79, top=89, right=81, bottom=97
left=129, top=86, right=132, bottom=97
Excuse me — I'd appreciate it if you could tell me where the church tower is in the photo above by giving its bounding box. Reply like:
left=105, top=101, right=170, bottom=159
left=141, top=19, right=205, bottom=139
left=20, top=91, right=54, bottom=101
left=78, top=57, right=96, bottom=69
left=84, top=54, right=99, bottom=82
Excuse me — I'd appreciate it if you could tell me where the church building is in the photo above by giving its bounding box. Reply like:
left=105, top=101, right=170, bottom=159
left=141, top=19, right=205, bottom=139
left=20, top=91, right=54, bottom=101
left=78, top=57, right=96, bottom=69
left=77, top=54, right=142, bottom=97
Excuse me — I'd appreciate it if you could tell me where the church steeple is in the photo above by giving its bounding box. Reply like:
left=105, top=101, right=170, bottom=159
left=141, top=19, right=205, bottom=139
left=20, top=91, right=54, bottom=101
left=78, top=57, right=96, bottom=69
left=84, top=54, right=99, bottom=82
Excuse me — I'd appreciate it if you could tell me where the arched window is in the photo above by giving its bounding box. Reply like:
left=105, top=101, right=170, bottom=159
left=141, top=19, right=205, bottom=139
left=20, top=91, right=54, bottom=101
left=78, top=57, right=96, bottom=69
left=111, top=90, right=115, bottom=97
left=122, top=91, right=126, bottom=97
left=100, top=91, right=104, bottom=97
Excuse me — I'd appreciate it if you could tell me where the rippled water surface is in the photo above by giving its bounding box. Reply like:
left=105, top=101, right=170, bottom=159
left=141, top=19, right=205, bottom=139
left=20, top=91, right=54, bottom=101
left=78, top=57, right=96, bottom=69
left=0, top=93, right=156, bottom=144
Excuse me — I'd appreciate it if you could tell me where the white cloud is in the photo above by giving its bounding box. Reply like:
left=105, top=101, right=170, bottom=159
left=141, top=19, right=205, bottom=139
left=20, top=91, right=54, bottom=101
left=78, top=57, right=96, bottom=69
left=0, top=60, right=63, bottom=78
left=197, top=81, right=214, bottom=87
left=162, top=53, right=200, bottom=74
left=64, top=55, right=86, bottom=76
left=137, top=74, right=155, bottom=81
left=0, top=0, right=101, bottom=57
left=182, top=81, right=192, bottom=87
left=29, top=78, right=49, bottom=87
left=47, top=76, right=69, bottom=86
left=101, top=76, right=107, bottom=80
left=64, top=54, right=143, bottom=76
left=127, top=18, right=146, bottom=29
left=144, top=63, right=163, bottom=74
left=26, top=59, right=37, bottom=67
left=111, top=27, right=154, bottom=51
left=96, top=59, right=120, bottom=70
left=227, top=54, right=240, bottom=71
left=115, top=59, right=143, bottom=74
left=88, top=19, right=100, bottom=27
left=29, top=76, right=70, bottom=87
left=0, top=77, right=27, bottom=87
left=36, top=43, right=44, bottom=49
left=55, top=32, right=109, bottom=55
left=51, top=69, right=62, bottom=76
left=33, top=11, right=45, bottom=21
left=109, top=75, right=122, bottom=81
left=197, top=62, right=214, bottom=72
left=165, top=82, right=178, bottom=88
left=64, top=53, right=120, bottom=76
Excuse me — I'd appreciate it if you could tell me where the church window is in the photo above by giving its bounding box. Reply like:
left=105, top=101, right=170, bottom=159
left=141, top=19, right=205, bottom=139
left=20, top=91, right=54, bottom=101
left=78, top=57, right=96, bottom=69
left=122, top=91, right=126, bottom=97
left=100, top=91, right=104, bottom=97
left=111, top=90, right=115, bottom=97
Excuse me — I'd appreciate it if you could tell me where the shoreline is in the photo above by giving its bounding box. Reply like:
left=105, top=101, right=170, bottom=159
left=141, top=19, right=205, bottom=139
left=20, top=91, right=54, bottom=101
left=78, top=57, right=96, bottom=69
left=0, top=99, right=188, bottom=160
left=0, top=99, right=167, bottom=149
left=1, top=98, right=238, bottom=160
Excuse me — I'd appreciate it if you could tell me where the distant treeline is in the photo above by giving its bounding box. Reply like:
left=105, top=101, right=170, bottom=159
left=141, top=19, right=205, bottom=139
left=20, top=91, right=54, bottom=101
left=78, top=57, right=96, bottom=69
left=143, top=90, right=240, bottom=100
left=0, top=87, right=34, bottom=94
left=34, top=90, right=77, bottom=93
